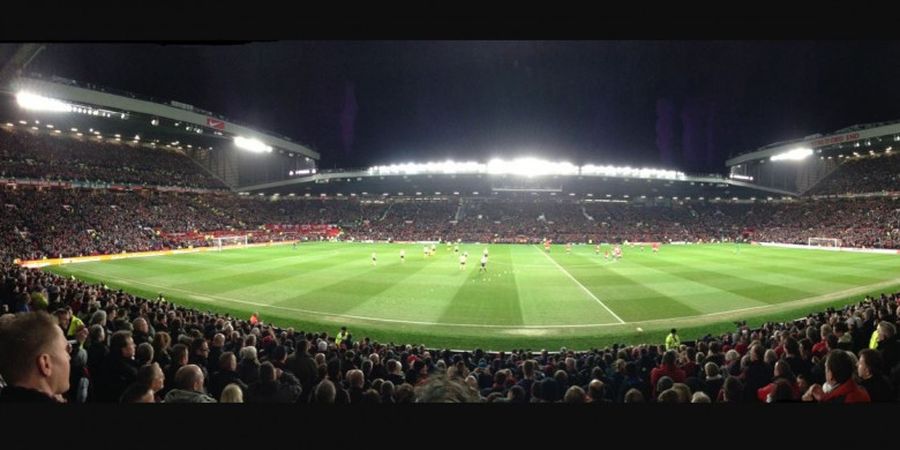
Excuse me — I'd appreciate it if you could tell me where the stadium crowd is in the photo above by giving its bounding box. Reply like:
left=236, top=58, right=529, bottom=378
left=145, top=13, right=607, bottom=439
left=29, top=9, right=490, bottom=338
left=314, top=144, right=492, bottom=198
left=0, top=127, right=226, bottom=189
left=809, top=152, right=900, bottom=196
left=1, top=188, right=898, bottom=263
left=1, top=260, right=898, bottom=403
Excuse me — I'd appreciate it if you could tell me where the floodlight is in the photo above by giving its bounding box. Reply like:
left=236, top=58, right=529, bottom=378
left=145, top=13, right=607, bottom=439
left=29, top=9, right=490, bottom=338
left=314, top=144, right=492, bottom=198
left=16, top=92, right=72, bottom=112
left=769, top=148, right=812, bottom=161
left=234, top=136, right=273, bottom=153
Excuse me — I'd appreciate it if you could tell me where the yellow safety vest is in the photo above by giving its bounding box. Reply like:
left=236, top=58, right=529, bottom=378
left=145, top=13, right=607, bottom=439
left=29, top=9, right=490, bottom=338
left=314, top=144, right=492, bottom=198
left=666, top=333, right=680, bottom=350
left=869, top=330, right=880, bottom=349
left=66, top=316, right=85, bottom=339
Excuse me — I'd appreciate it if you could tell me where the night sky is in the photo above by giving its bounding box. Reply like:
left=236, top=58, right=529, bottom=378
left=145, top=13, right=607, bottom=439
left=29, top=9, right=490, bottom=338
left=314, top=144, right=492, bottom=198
left=20, top=41, right=900, bottom=172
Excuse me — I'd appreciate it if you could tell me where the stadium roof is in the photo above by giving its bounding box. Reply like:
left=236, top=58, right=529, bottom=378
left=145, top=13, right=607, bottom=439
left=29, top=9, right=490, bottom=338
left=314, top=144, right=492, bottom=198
left=1, top=74, right=319, bottom=160
left=726, top=119, right=900, bottom=167
left=239, top=169, right=793, bottom=200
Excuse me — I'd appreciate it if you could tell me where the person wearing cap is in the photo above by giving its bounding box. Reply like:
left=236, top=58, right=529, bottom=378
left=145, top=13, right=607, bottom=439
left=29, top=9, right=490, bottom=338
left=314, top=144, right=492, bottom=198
left=474, top=360, right=492, bottom=390
left=54, top=307, right=85, bottom=342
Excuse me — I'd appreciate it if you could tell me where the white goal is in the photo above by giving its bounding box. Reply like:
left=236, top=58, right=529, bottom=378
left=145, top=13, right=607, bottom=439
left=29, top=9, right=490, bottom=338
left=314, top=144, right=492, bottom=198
left=808, top=237, right=842, bottom=248
left=213, top=235, right=249, bottom=251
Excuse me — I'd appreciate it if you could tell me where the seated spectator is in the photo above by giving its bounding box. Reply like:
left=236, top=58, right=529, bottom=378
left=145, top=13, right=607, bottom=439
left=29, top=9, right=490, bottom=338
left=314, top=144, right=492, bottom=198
left=803, top=350, right=870, bottom=403
left=757, top=360, right=799, bottom=402
left=766, top=379, right=799, bottom=403
left=650, top=350, right=686, bottom=396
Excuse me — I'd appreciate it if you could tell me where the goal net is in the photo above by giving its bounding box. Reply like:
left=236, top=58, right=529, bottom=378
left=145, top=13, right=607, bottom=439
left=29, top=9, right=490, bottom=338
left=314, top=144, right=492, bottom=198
left=808, top=237, right=842, bottom=248
left=213, top=235, right=249, bottom=251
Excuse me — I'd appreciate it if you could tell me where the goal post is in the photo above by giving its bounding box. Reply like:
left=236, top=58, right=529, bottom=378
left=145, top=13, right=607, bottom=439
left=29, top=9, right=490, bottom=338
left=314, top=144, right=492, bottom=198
left=213, top=235, right=249, bottom=251
left=808, top=237, right=842, bottom=248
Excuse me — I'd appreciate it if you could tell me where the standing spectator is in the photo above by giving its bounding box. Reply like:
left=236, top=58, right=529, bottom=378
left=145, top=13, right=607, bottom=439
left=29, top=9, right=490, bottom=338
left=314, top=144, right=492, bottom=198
left=0, top=312, right=71, bottom=402
left=96, top=330, right=139, bottom=402
left=164, top=365, right=216, bottom=403
left=209, top=352, right=247, bottom=400
left=135, top=362, right=166, bottom=402
left=876, top=322, right=900, bottom=371
left=285, top=339, right=318, bottom=402
left=151, top=331, right=172, bottom=369
left=742, top=344, right=774, bottom=402
left=246, top=362, right=302, bottom=403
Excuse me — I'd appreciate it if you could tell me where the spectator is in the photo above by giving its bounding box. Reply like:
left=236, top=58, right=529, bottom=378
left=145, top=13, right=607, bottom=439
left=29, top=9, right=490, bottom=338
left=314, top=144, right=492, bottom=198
left=414, top=374, right=480, bottom=403
left=209, top=352, right=247, bottom=400
left=0, top=312, right=71, bottom=402
left=246, top=362, right=301, bottom=403
left=96, top=330, right=139, bottom=402
left=163, top=364, right=216, bottom=403
left=650, top=351, right=685, bottom=396
left=876, top=322, right=900, bottom=371
left=285, top=339, right=318, bottom=402
left=803, top=350, right=870, bottom=403
left=313, top=379, right=336, bottom=404
left=135, top=362, right=165, bottom=402
left=220, top=383, right=244, bottom=403
left=119, top=382, right=155, bottom=403
left=691, top=391, right=711, bottom=403
left=857, top=349, right=894, bottom=402
left=563, top=385, right=588, bottom=403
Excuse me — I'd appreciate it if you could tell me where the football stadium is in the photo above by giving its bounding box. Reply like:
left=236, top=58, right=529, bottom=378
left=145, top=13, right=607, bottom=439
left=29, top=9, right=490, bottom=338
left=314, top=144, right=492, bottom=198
left=0, top=42, right=898, bottom=404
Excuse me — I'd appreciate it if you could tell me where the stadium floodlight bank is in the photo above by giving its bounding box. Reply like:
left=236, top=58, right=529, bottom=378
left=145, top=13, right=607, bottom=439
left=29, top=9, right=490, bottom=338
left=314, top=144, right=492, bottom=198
left=365, top=158, right=686, bottom=180
left=808, top=237, right=842, bottom=247
left=214, top=235, right=249, bottom=250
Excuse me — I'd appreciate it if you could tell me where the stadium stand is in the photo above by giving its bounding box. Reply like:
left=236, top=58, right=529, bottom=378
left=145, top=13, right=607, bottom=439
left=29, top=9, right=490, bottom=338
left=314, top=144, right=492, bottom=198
left=1, top=116, right=900, bottom=403
left=808, top=152, right=900, bottom=195
left=0, top=127, right=226, bottom=189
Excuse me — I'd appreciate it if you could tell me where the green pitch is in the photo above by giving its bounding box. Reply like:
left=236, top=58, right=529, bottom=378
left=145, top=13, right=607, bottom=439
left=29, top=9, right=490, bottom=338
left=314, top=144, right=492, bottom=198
left=46, top=243, right=900, bottom=350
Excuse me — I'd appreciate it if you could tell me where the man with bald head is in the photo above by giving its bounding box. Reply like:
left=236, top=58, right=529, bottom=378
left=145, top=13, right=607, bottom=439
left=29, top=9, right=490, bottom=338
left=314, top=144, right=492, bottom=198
left=0, top=312, right=71, bottom=402
left=163, top=364, right=216, bottom=403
